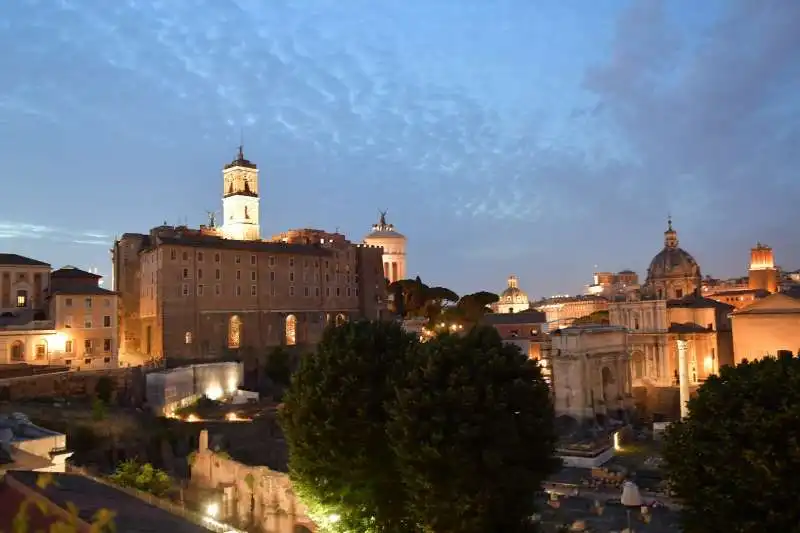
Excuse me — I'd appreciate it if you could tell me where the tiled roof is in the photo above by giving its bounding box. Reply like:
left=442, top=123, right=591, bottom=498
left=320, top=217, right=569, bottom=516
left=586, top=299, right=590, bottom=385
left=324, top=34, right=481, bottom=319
left=51, top=266, right=101, bottom=279
left=8, top=471, right=209, bottom=533
left=0, top=253, right=50, bottom=267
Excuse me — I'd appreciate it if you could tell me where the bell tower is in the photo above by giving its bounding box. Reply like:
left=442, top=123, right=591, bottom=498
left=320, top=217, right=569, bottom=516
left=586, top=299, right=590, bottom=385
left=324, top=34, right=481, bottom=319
left=222, top=146, right=260, bottom=241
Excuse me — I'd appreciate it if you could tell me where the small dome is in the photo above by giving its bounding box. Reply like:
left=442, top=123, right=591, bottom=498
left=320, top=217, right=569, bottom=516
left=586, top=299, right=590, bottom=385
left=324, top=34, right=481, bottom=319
left=500, top=275, right=529, bottom=304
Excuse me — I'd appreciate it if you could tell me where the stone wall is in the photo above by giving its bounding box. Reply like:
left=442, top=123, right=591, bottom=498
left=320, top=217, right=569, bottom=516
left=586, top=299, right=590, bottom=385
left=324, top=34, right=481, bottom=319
left=190, top=430, right=315, bottom=533
left=0, top=367, right=146, bottom=404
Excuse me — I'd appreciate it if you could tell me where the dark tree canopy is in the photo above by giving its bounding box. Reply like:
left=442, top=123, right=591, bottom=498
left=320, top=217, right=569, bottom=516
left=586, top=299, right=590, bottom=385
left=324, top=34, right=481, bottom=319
left=662, top=353, right=800, bottom=533
left=388, top=327, right=559, bottom=533
left=279, top=320, right=419, bottom=532
left=264, top=346, right=294, bottom=387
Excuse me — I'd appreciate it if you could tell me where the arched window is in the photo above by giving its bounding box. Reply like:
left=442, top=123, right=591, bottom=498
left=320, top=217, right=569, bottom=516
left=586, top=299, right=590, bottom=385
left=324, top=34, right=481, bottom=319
left=10, top=341, right=25, bottom=362
left=335, top=313, right=346, bottom=327
left=228, top=315, right=242, bottom=349
left=285, top=314, right=297, bottom=346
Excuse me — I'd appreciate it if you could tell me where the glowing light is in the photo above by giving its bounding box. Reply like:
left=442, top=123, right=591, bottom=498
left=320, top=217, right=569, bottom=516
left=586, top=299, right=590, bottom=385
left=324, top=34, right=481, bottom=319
left=51, top=332, right=69, bottom=352
left=613, top=431, right=621, bottom=451
left=226, top=377, right=239, bottom=394
left=187, top=414, right=200, bottom=423
left=225, top=412, right=251, bottom=422
left=205, top=385, right=224, bottom=401
left=206, top=503, right=220, bottom=518
left=328, top=514, right=341, bottom=524
left=703, top=355, right=714, bottom=372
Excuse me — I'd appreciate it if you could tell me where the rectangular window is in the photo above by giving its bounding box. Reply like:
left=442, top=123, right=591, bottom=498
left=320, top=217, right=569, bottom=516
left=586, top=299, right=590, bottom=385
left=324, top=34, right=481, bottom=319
left=65, top=316, right=73, bottom=328
left=35, top=344, right=46, bottom=359
left=65, top=298, right=73, bottom=307
left=251, top=271, right=257, bottom=281
left=215, top=269, right=221, bottom=280
left=270, top=286, right=276, bottom=296
left=198, top=268, right=203, bottom=280
left=65, top=340, right=73, bottom=353
left=182, top=284, right=189, bottom=296
left=316, top=287, right=320, bottom=297
left=289, top=257, right=295, bottom=267
left=289, top=272, right=294, bottom=282
left=85, top=298, right=92, bottom=309
left=215, top=284, right=221, bottom=295
left=198, top=284, right=205, bottom=296
left=355, top=287, right=360, bottom=297
left=103, top=315, right=111, bottom=327
left=197, top=251, right=204, bottom=262
left=326, top=287, right=330, bottom=297
left=336, top=288, right=341, bottom=297
left=236, top=270, right=242, bottom=280
left=84, top=340, right=93, bottom=354
left=251, top=285, right=257, bottom=296
left=269, top=256, right=276, bottom=266
left=270, top=271, right=275, bottom=282
left=103, top=339, right=112, bottom=352
left=304, top=287, right=309, bottom=297
left=182, top=251, right=189, bottom=261
left=347, top=288, right=351, bottom=297
left=251, top=255, right=257, bottom=265
left=235, top=255, right=241, bottom=264
left=84, top=318, right=93, bottom=328
left=183, top=268, right=190, bottom=279
left=236, top=286, right=242, bottom=296
left=289, top=286, right=295, bottom=297
left=214, top=253, right=221, bottom=263
left=185, top=332, right=193, bottom=344
left=171, top=250, right=177, bottom=260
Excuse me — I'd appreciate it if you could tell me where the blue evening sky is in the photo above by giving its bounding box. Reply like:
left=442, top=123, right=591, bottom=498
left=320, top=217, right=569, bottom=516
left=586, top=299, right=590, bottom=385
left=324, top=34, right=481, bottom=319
left=1, top=0, right=798, bottom=298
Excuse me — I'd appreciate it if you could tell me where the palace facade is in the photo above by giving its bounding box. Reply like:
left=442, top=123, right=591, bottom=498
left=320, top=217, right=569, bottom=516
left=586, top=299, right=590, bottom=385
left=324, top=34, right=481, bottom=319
left=112, top=149, right=388, bottom=362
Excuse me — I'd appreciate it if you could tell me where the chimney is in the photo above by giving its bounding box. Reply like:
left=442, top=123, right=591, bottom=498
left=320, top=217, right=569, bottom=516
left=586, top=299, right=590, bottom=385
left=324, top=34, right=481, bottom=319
left=199, top=429, right=209, bottom=452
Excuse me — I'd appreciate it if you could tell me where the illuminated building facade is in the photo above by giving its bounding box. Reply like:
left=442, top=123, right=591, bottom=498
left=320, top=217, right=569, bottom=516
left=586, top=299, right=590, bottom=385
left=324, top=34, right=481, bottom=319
left=532, top=295, right=609, bottom=331
left=748, top=242, right=779, bottom=293
left=0, top=255, right=117, bottom=369
left=731, top=292, right=800, bottom=364
left=586, top=270, right=640, bottom=298
left=113, top=150, right=388, bottom=362
left=362, top=211, right=407, bottom=284
left=642, top=218, right=701, bottom=300
left=549, top=325, right=632, bottom=421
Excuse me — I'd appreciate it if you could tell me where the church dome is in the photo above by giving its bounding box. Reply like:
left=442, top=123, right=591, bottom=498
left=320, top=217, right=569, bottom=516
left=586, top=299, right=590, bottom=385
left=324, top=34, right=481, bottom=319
left=500, top=276, right=529, bottom=305
left=646, top=218, right=701, bottom=281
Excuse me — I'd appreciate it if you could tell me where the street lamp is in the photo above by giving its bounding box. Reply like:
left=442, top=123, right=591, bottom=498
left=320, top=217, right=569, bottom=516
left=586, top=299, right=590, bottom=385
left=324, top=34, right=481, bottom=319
left=620, top=480, right=642, bottom=532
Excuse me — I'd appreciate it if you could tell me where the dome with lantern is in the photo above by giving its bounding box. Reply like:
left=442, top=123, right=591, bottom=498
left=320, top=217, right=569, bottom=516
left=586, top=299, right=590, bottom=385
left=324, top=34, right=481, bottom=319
left=494, top=275, right=531, bottom=313
left=645, top=218, right=702, bottom=300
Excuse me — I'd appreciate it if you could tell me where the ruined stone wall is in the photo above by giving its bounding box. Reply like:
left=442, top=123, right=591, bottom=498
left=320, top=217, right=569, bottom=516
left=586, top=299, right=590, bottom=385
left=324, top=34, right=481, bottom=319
left=0, top=367, right=145, bottom=404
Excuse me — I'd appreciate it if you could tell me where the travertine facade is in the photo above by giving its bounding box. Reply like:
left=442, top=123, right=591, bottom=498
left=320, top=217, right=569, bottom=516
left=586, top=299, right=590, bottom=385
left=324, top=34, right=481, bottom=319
left=643, top=218, right=701, bottom=300
left=113, top=151, right=387, bottom=362
left=362, top=211, right=407, bottom=284
left=0, top=254, right=51, bottom=312
left=731, top=293, right=800, bottom=364
left=549, top=326, right=632, bottom=421
left=608, top=295, right=733, bottom=388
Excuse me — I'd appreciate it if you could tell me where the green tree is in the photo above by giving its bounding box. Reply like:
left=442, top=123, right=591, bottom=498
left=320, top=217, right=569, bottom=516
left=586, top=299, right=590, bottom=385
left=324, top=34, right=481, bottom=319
left=662, top=353, right=800, bottom=533
left=91, top=397, right=107, bottom=421
left=387, top=327, right=559, bottom=533
left=95, top=376, right=116, bottom=404
left=109, top=459, right=172, bottom=498
left=265, top=346, right=294, bottom=387
left=455, top=291, right=499, bottom=327
left=279, top=320, right=419, bottom=532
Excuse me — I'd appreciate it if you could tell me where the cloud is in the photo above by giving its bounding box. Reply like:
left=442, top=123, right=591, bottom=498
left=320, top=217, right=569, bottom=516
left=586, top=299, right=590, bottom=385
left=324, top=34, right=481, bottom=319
left=583, top=0, right=800, bottom=230
left=0, top=222, right=109, bottom=245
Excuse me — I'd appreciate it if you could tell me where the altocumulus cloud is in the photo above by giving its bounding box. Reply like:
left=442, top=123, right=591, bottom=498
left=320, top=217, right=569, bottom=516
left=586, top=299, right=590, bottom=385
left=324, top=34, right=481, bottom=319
left=0, top=221, right=109, bottom=246
left=582, top=0, right=800, bottom=233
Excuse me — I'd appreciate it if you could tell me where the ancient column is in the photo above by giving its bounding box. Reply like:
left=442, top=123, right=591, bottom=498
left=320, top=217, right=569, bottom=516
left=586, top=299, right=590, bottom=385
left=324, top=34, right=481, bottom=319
left=677, top=339, right=690, bottom=419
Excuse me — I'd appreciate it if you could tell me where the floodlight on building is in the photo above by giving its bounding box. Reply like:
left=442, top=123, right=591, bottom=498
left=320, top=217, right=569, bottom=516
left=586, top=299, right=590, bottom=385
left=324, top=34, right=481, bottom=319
left=205, top=385, right=224, bottom=401
left=206, top=502, right=220, bottom=518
